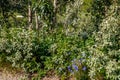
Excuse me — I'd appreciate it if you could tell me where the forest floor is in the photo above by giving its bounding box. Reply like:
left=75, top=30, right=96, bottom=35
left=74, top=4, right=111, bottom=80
left=0, top=62, right=60, bottom=80
left=0, top=68, right=60, bottom=80
left=0, top=68, right=26, bottom=80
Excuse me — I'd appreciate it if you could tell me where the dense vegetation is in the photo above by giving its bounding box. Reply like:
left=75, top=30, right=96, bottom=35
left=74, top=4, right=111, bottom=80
left=0, top=0, right=120, bottom=80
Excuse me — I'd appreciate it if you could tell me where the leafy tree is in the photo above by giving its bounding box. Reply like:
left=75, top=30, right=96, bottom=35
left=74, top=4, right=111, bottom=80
left=91, top=0, right=112, bottom=31
left=87, top=1, right=120, bottom=79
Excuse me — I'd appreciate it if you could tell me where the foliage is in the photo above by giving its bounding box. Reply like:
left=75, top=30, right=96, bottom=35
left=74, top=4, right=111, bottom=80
left=0, top=28, right=52, bottom=74
left=91, top=0, right=112, bottom=31
left=0, top=0, right=120, bottom=80
left=87, top=3, right=120, bottom=80
left=0, top=0, right=28, bottom=27
left=44, top=28, right=94, bottom=79
left=37, top=0, right=54, bottom=26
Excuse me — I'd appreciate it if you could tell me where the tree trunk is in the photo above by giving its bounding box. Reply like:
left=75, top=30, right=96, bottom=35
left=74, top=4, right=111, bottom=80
left=35, top=11, right=38, bottom=30
left=53, top=0, right=57, bottom=27
left=28, top=1, right=32, bottom=30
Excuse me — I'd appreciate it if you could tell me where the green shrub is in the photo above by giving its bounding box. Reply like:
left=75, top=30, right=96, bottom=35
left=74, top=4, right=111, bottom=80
left=0, top=28, right=51, bottom=74
left=44, top=30, right=94, bottom=79
left=87, top=9, right=120, bottom=80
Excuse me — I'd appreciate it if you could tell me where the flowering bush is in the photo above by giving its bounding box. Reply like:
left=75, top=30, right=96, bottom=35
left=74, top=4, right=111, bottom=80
left=44, top=29, right=94, bottom=79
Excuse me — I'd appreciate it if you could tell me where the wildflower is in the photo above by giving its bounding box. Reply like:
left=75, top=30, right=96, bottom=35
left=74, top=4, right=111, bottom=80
left=72, top=64, right=78, bottom=71
left=68, top=66, right=72, bottom=72
left=82, top=66, right=87, bottom=71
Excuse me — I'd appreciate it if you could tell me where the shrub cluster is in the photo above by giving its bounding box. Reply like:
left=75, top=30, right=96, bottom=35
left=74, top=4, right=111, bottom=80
left=0, top=26, right=119, bottom=80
